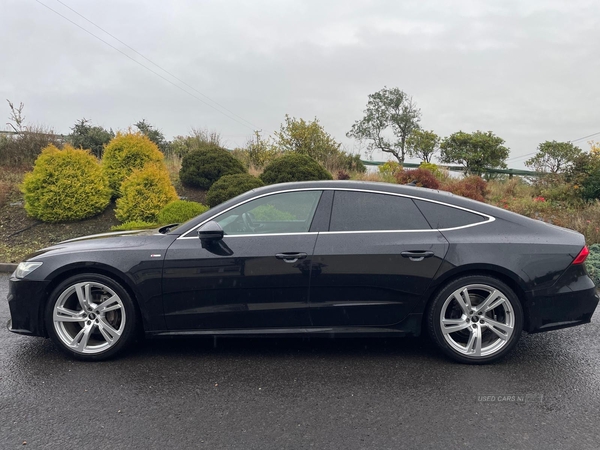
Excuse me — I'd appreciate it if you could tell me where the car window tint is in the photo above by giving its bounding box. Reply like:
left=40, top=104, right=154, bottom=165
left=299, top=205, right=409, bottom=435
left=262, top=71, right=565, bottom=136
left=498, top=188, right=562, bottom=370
left=414, top=199, right=487, bottom=229
left=215, top=191, right=322, bottom=235
left=330, top=191, right=430, bottom=231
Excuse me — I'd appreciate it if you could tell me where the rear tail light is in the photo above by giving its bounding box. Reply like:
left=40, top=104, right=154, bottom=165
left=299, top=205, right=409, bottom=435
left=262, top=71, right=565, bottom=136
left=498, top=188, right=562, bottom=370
left=572, top=245, right=589, bottom=265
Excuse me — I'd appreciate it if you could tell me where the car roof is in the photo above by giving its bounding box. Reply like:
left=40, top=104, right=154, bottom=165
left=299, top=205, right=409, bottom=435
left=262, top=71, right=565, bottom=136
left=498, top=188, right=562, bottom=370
left=172, top=180, right=548, bottom=236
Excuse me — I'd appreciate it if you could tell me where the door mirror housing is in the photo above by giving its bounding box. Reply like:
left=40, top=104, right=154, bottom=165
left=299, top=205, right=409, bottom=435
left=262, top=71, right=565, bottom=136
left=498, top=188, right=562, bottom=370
left=198, top=221, right=224, bottom=247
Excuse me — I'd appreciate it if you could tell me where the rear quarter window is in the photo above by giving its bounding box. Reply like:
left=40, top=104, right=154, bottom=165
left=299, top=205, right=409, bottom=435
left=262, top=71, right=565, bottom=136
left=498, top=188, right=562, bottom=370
left=414, top=199, right=487, bottom=229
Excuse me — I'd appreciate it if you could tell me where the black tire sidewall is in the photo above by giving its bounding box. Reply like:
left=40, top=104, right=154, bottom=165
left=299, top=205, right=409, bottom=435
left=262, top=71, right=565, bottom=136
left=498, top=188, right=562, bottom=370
left=427, top=275, right=523, bottom=364
left=45, top=273, right=137, bottom=361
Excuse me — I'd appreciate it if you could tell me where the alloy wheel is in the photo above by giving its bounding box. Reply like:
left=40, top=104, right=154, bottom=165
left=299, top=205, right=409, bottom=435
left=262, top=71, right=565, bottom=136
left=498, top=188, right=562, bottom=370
left=439, top=284, right=515, bottom=358
left=52, top=281, right=126, bottom=355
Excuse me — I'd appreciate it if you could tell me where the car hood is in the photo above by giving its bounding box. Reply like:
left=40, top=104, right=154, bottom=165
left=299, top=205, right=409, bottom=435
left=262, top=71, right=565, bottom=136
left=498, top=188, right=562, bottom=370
left=24, top=228, right=175, bottom=261
left=58, top=229, right=159, bottom=244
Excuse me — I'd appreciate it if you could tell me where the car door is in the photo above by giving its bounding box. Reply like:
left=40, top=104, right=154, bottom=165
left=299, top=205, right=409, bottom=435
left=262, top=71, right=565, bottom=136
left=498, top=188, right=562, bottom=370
left=162, top=190, right=323, bottom=330
left=309, top=190, right=449, bottom=327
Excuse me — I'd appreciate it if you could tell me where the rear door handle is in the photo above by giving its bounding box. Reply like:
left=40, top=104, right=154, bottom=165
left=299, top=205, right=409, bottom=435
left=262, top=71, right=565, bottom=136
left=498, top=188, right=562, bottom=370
left=401, top=251, right=434, bottom=262
left=276, top=252, right=307, bottom=263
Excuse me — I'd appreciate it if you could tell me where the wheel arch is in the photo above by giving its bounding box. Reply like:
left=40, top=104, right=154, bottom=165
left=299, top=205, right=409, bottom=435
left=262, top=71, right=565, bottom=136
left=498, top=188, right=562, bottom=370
left=421, top=264, right=530, bottom=331
left=41, top=263, right=145, bottom=337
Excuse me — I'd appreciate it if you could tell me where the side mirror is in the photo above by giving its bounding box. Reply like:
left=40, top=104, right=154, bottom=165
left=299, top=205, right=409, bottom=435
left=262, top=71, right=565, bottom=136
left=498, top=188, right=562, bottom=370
left=198, top=221, right=224, bottom=248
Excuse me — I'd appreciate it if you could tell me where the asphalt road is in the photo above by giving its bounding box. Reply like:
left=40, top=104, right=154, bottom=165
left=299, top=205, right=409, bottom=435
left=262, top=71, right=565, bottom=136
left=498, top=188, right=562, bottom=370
left=1, top=273, right=600, bottom=450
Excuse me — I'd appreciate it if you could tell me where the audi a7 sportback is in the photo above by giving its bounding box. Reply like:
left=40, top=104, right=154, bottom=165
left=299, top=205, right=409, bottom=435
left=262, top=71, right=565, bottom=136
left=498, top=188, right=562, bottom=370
left=7, top=181, right=598, bottom=363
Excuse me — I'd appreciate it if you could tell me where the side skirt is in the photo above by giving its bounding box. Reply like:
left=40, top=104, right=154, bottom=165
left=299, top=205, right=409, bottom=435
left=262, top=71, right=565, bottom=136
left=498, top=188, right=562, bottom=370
left=146, top=314, right=424, bottom=339
left=146, top=327, right=417, bottom=339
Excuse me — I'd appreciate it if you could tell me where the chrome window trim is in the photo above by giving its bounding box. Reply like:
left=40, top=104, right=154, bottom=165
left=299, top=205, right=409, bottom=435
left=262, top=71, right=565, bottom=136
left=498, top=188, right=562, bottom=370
left=224, top=232, right=317, bottom=238
left=178, top=187, right=496, bottom=240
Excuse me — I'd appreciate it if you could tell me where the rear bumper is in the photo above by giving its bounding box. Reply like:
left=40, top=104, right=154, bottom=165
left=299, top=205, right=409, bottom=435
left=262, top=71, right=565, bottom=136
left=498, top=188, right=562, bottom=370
left=6, top=276, right=48, bottom=337
left=524, top=286, right=599, bottom=333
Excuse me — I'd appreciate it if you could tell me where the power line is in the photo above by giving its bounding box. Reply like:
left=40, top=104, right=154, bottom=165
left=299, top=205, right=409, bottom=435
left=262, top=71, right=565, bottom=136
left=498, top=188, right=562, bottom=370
left=505, top=152, right=535, bottom=162
left=506, top=130, right=600, bottom=162
left=34, top=0, right=257, bottom=132
left=570, top=131, right=600, bottom=143
left=52, top=0, right=260, bottom=131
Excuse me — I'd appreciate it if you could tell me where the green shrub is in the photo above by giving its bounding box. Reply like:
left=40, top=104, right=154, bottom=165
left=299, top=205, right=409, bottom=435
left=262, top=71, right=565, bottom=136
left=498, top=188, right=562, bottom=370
left=115, top=163, right=178, bottom=223
left=158, top=200, right=209, bottom=224
left=260, top=153, right=332, bottom=184
left=179, top=147, right=246, bottom=189
left=580, top=168, right=600, bottom=201
left=396, top=168, right=440, bottom=189
left=586, top=244, right=600, bottom=286
left=111, top=221, right=158, bottom=231
left=102, top=132, right=164, bottom=196
left=21, top=144, right=110, bottom=222
left=206, top=174, right=264, bottom=207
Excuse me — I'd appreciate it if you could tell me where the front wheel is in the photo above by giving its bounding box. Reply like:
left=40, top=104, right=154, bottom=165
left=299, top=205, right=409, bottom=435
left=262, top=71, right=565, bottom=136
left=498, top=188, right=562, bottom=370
left=426, top=275, right=523, bottom=364
left=45, top=273, right=138, bottom=361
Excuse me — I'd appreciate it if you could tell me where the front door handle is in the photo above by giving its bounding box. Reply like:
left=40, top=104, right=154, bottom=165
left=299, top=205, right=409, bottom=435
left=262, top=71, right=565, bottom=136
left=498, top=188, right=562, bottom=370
left=276, top=252, right=307, bottom=263
left=401, top=251, right=434, bottom=262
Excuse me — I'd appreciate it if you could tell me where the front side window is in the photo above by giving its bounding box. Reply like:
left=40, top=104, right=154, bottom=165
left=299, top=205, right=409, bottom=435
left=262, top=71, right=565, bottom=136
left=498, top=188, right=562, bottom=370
left=330, top=191, right=431, bottom=232
left=215, top=191, right=322, bottom=235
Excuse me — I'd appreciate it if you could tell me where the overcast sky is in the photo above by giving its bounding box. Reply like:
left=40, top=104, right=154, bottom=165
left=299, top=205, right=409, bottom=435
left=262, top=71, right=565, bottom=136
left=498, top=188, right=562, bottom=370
left=2, top=0, right=599, bottom=167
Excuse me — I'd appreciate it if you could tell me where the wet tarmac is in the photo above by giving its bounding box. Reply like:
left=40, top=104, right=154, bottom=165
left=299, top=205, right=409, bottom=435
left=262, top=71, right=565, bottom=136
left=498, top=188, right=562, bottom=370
left=1, top=273, right=599, bottom=449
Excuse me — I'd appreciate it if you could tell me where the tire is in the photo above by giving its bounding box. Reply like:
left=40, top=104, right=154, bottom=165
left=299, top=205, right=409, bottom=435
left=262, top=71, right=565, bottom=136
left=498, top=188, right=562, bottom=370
left=426, top=275, right=523, bottom=364
left=45, top=273, right=138, bottom=361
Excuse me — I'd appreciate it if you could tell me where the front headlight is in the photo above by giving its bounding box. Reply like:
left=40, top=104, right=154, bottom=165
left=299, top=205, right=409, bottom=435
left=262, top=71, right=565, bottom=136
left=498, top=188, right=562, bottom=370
left=15, top=262, right=43, bottom=279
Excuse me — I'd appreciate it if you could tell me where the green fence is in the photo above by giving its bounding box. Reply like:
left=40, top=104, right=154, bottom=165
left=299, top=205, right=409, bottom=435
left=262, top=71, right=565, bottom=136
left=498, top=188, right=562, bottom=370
left=361, top=160, right=540, bottom=177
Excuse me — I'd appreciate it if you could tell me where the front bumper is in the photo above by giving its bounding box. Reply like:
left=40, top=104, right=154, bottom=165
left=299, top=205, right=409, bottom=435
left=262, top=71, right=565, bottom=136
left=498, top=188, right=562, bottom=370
left=6, top=276, right=49, bottom=337
left=524, top=286, right=599, bottom=333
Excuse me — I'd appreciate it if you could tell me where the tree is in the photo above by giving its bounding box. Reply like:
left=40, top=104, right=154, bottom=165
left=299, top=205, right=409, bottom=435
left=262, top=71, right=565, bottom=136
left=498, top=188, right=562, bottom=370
left=275, top=115, right=364, bottom=172
left=275, top=115, right=341, bottom=161
left=440, top=131, right=509, bottom=175
left=347, top=87, right=421, bottom=163
left=135, top=119, right=169, bottom=154
left=245, top=130, right=279, bottom=168
left=68, top=118, right=114, bottom=159
left=525, top=141, right=582, bottom=174
left=6, top=99, right=25, bottom=132
left=406, top=129, right=439, bottom=163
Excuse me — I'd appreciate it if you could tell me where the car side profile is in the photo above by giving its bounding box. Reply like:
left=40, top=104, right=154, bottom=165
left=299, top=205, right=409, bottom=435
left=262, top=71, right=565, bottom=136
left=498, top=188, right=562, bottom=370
left=7, top=181, right=599, bottom=363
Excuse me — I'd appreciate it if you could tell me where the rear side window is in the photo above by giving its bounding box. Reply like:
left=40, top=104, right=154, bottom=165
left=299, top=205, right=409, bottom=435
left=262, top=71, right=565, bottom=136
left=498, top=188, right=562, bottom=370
left=414, top=199, right=487, bottom=229
left=330, top=191, right=431, bottom=231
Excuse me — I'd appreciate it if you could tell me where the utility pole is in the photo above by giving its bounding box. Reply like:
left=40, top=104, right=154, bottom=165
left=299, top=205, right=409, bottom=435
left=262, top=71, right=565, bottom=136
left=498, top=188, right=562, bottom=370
left=254, top=130, right=262, bottom=147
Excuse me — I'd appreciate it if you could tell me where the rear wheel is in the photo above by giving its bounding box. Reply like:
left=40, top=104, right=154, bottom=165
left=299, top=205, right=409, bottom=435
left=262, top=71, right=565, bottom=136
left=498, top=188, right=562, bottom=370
left=427, top=275, right=523, bottom=364
left=45, top=273, right=138, bottom=361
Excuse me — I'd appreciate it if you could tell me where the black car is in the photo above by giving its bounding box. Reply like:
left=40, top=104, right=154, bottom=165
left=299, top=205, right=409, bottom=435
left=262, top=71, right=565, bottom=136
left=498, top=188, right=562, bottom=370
left=7, top=181, right=598, bottom=363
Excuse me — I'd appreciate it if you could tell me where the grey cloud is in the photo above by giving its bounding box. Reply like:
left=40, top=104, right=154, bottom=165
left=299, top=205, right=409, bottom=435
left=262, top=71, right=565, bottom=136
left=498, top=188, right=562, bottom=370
left=1, top=0, right=599, bottom=165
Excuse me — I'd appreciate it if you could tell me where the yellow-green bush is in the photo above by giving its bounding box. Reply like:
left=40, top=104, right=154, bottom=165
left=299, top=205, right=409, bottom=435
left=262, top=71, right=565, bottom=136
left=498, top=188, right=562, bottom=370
left=378, top=161, right=403, bottom=183
left=21, top=144, right=110, bottom=222
left=115, top=163, right=178, bottom=223
left=110, top=221, right=158, bottom=231
left=419, top=162, right=442, bottom=178
left=157, top=200, right=209, bottom=224
left=103, top=132, right=164, bottom=196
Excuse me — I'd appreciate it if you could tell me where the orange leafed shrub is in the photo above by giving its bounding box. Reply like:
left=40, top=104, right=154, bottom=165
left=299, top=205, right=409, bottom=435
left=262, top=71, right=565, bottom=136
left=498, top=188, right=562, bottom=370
left=395, top=168, right=440, bottom=189
left=442, top=176, right=487, bottom=202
